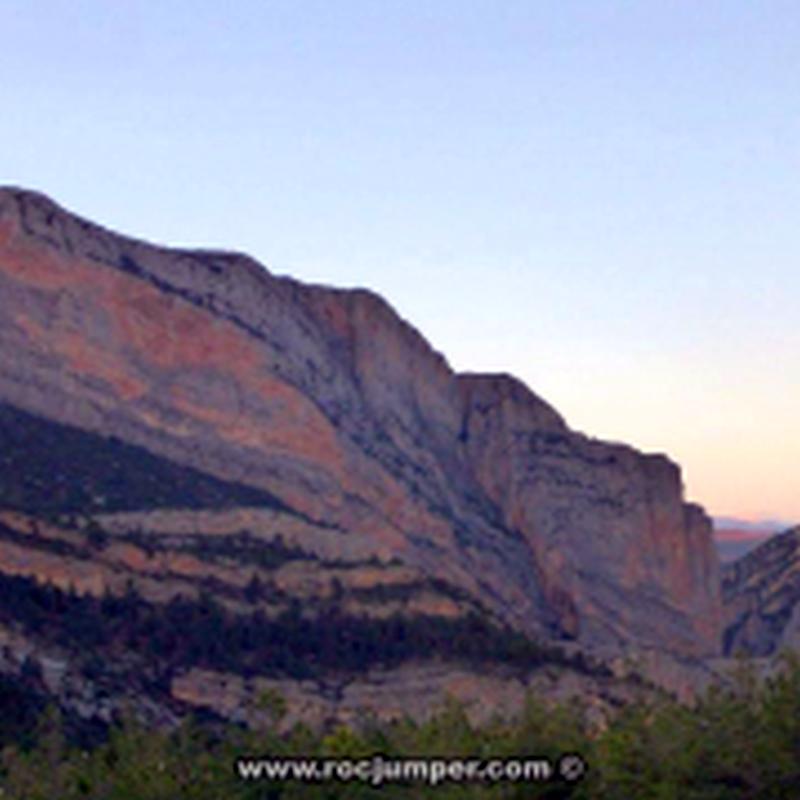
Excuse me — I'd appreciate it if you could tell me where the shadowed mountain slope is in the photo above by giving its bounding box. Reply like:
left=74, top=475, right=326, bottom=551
left=723, top=526, right=800, bottom=656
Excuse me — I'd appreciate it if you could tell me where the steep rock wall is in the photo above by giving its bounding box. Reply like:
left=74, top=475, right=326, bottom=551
left=0, top=187, right=721, bottom=655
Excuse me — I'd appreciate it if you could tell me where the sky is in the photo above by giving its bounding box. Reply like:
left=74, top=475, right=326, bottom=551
left=1, top=1, right=798, bottom=522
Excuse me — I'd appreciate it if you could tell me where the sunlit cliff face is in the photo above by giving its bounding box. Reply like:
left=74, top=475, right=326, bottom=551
left=0, top=187, right=723, bottom=656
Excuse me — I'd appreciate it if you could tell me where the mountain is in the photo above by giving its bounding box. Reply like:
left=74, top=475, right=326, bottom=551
left=0, top=187, right=723, bottom=726
left=713, top=517, right=787, bottom=562
left=723, top=526, right=800, bottom=656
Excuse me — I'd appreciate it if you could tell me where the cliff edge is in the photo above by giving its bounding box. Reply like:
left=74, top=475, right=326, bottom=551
left=0, top=187, right=722, bottom=658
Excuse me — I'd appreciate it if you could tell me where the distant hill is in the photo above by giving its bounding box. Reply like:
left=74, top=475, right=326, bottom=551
left=713, top=517, right=790, bottom=562
left=722, top=526, right=800, bottom=656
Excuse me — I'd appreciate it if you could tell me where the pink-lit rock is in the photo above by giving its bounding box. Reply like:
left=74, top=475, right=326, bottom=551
left=0, top=187, right=722, bottom=656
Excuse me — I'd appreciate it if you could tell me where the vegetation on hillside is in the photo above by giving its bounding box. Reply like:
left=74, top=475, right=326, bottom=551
left=0, top=573, right=605, bottom=683
left=0, top=653, right=798, bottom=798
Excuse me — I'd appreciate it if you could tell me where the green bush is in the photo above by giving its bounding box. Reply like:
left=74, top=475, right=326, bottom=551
left=1, top=652, right=798, bottom=799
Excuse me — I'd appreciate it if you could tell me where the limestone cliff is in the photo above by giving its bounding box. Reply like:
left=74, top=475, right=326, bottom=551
left=0, top=186, right=721, bottom=660
left=723, top=527, right=800, bottom=656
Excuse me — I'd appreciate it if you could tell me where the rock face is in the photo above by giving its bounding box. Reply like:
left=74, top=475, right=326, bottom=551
left=169, top=661, right=652, bottom=733
left=0, top=186, right=721, bottom=659
left=723, top=527, right=800, bottom=656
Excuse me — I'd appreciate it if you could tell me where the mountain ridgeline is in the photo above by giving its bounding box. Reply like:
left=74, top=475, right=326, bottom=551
left=0, top=186, right=745, bottom=728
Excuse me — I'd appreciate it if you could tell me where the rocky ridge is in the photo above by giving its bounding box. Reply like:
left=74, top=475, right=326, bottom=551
left=723, top=526, right=800, bottom=656
left=0, top=187, right=727, bottom=728
left=0, top=187, right=721, bottom=653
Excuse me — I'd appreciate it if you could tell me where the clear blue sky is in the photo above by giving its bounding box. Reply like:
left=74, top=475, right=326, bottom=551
left=2, top=1, right=799, bottom=520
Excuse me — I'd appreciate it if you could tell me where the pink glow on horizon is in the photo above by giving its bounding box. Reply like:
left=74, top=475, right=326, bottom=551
left=714, top=528, right=774, bottom=543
